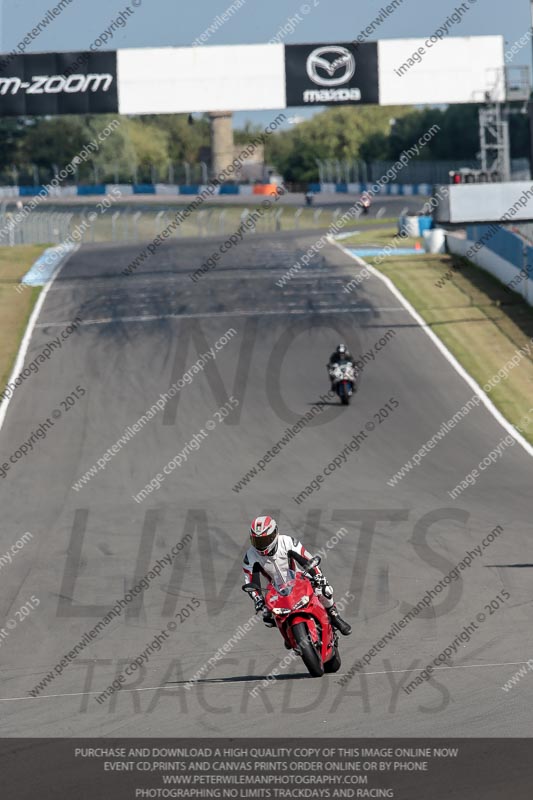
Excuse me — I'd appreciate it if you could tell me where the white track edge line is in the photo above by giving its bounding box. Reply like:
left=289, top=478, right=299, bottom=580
left=0, top=244, right=80, bottom=433
left=0, top=659, right=528, bottom=703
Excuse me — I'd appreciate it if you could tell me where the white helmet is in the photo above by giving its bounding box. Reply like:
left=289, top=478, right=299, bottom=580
left=250, top=515, right=279, bottom=555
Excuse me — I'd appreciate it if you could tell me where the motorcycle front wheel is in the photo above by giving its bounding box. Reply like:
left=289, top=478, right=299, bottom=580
left=324, top=646, right=342, bottom=673
left=292, top=621, right=324, bottom=677
left=339, top=383, right=351, bottom=405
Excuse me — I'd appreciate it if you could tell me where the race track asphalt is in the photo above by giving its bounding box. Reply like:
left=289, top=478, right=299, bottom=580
left=0, top=225, right=532, bottom=740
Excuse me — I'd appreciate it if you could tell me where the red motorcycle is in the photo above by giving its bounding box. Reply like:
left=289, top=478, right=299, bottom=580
left=243, top=557, right=341, bottom=677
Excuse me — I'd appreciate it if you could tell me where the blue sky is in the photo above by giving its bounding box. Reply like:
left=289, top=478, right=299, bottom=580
left=0, top=0, right=530, bottom=126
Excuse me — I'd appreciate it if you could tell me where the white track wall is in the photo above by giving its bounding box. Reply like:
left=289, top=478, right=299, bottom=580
left=438, top=183, right=533, bottom=224
left=447, top=232, right=533, bottom=307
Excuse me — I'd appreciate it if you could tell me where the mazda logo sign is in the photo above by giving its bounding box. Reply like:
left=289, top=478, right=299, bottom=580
left=306, top=46, right=356, bottom=87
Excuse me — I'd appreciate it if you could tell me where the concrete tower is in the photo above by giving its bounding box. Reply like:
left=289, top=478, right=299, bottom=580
left=208, top=111, right=234, bottom=180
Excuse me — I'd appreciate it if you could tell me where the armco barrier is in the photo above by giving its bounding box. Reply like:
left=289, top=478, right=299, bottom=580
left=77, top=184, right=106, bottom=195
left=1, top=183, right=433, bottom=198
left=311, top=182, right=432, bottom=196
left=132, top=184, right=156, bottom=194
left=19, top=186, right=49, bottom=197
left=447, top=225, right=533, bottom=306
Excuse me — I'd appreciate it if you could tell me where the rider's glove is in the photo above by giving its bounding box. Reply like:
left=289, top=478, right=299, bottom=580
left=262, top=609, right=276, bottom=628
left=314, top=574, right=334, bottom=599
left=254, top=595, right=265, bottom=614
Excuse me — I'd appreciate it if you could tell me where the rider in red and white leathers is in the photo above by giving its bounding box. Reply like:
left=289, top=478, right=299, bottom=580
left=242, top=516, right=351, bottom=636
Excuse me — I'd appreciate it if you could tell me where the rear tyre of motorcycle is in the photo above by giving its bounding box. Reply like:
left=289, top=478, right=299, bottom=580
left=292, top=622, right=324, bottom=677
left=324, top=646, right=342, bottom=673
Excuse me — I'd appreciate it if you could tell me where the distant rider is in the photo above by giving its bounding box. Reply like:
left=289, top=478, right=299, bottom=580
left=242, top=516, right=352, bottom=636
left=327, top=343, right=356, bottom=389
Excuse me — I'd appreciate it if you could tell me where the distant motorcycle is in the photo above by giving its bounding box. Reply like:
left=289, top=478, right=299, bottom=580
left=243, top=557, right=341, bottom=678
left=361, top=193, right=371, bottom=215
left=329, top=360, right=357, bottom=405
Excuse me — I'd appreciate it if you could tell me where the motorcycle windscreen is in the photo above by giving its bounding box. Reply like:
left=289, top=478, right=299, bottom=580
left=273, top=569, right=297, bottom=594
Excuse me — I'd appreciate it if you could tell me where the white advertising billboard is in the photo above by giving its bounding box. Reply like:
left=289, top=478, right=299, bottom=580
left=378, top=36, right=505, bottom=105
left=117, top=43, right=286, bottom=114
left=0, top=36, right=508, bottom=116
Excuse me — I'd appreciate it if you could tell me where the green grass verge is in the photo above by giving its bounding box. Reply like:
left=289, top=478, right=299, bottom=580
left=0, top=245, right=46, bottom=395
left=341, top=226, right=421, bottom=248
left=345, top=227, right=533, bottom=444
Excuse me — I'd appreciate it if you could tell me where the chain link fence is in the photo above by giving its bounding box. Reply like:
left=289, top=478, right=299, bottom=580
left=316, top=158, right=531, bottom=185
left=0, top=203, right=374, bottom=247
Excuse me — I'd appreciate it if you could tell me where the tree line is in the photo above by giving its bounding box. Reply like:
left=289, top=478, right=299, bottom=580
left=0, top=103, right=528, bottom=184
